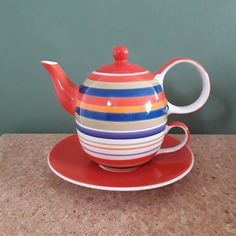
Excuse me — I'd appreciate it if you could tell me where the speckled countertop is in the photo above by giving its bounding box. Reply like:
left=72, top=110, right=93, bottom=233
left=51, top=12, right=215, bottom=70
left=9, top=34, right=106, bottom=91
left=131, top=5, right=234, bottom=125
left=0, top=134, right=235, bottom=235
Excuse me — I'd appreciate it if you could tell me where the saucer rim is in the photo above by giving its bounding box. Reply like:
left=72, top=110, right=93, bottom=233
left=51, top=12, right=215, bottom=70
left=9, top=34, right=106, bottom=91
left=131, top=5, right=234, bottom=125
left=47, top=135, right=194, bottom=191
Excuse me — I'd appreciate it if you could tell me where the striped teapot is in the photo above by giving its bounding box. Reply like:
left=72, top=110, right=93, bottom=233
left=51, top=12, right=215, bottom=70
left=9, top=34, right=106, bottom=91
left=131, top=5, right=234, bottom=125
left=42, top=46, right=210, bottom=170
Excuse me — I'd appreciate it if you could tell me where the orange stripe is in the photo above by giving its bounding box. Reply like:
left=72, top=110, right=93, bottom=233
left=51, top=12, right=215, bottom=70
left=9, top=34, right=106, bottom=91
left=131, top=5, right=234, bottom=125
left=76, top=99, right=168, bottom=113
left=79, top=137, right=163, bottom=151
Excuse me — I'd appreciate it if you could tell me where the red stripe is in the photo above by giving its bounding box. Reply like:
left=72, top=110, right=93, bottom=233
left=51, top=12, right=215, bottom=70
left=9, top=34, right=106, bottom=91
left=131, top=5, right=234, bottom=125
left=87, top=153, right=155, bottom=168
left=88, top=72, right=154, bottom=82
left=77, top=92, right=167, bottom=106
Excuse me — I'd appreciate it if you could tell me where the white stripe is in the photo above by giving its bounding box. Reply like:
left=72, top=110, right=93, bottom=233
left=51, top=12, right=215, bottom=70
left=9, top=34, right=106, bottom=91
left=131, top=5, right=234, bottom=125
left=79, top=135, right=163, bottom=149
left=92, top=71, right=150, bottom=76
left=76, top=119, right=167, bottom=133
left=80, top=142, right=161, bottom=155
left=76, top=129, right=166, bottom=145
left=83, top=148, right=158, bottom=160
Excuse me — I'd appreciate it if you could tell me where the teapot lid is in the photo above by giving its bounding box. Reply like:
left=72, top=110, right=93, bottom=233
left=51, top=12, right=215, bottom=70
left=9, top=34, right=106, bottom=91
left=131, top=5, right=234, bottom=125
left=90, top=46, right=153, bottom=80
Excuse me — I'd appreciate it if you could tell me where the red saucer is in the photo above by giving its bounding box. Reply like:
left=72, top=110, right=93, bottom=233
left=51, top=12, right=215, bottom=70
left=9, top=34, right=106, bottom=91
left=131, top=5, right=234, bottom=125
left=48, top=134, right=194, bottom=191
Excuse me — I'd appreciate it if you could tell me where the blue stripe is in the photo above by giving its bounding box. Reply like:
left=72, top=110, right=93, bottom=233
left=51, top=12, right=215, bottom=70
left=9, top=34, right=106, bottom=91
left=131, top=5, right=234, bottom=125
left=76, top=122, right=166, bottom=139
left=79, top=85, right=163, bottom=97
left=83, top=146, right=159, bottom=157
left=76, top=106, right=168, bottom=122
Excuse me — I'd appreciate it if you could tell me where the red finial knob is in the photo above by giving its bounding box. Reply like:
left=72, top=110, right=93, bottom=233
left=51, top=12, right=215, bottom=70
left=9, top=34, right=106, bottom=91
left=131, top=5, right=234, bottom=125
left=113, top=46, right=128, bottom=62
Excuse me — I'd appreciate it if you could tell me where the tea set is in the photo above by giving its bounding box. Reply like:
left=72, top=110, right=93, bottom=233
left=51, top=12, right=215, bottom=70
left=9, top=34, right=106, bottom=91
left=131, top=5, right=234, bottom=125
left=42, top=46, right=210, bottom=191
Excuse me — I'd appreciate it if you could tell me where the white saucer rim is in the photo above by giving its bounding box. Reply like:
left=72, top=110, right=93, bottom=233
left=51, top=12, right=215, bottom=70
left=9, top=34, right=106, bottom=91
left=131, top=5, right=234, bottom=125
left=47, top=140, right=194, bottom=191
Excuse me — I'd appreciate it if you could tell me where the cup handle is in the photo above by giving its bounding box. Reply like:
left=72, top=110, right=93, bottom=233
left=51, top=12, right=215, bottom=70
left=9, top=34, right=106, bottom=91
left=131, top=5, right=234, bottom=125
left=157, top=121, right=190, bottom=155
left=155, top=58, right=210, bottom=114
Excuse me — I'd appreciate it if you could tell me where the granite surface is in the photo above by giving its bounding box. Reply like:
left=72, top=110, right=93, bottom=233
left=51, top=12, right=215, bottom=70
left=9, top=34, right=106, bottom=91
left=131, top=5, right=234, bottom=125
left=0, top=134, right=235, bottom=235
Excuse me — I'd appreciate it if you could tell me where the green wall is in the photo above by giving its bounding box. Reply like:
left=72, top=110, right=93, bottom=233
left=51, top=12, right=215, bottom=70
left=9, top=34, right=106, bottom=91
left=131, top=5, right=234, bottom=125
left=1, top=0, right=236, bottom=134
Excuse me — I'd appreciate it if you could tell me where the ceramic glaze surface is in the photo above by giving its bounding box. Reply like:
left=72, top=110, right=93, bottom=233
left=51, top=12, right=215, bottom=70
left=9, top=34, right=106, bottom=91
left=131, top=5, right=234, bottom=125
left=48, top=134, right=194, bottom=191
left=42, top=45, right=210, bottom=168
left=75, top=47, right=169, bottom=167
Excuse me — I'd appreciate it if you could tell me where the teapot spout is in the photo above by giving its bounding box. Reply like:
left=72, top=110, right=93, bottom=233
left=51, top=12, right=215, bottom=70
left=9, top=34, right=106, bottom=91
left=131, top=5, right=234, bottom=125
left=41, top=61, right=78, bottom=116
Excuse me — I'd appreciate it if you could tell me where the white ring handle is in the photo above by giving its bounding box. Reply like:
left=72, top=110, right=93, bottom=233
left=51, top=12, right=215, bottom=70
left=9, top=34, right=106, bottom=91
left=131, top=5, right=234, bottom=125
left=155, top=58, right=211, bottom=114
left=156, top=121, right=190, bottom=155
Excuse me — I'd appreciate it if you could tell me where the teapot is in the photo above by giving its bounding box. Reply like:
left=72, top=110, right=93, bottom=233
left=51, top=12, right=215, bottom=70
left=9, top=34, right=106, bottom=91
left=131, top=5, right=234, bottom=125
left=41, top=46, right=210, bottom=170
